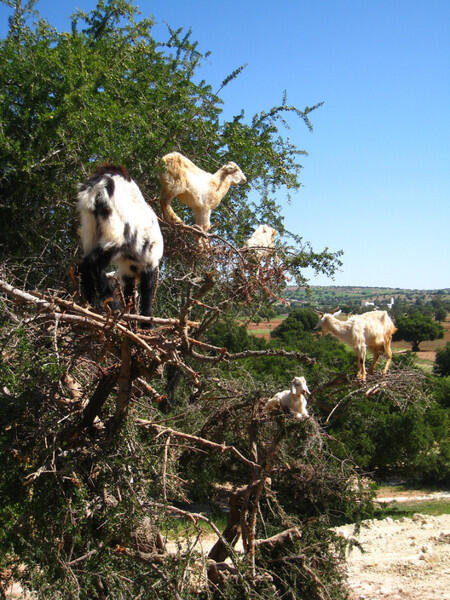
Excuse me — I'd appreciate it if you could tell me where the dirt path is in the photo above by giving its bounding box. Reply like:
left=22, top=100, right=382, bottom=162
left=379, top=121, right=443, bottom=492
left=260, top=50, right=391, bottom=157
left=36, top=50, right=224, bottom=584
left=336, top=514, right=450, bottom=600
left=376, top=491, right=450, bottom=503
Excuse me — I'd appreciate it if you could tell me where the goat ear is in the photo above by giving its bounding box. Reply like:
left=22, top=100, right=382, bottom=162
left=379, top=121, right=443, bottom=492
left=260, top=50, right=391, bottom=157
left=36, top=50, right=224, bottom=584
left=313, top=312, right=323, bottom=329
left=291, top=381, right=297, bottom=395
left=331, top=306, right=341, bottom=314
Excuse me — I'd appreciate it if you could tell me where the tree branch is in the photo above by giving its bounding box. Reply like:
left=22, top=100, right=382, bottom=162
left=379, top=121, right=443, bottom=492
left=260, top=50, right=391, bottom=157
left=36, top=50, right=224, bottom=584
left=255, top=527, right=302, bottom=550
left=135, top=421, right=260, bottom=469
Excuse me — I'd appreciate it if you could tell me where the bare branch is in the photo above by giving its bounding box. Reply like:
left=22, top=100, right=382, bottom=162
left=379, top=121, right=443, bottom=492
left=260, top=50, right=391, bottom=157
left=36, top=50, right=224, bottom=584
left=136, top=421, right=260, bottom=470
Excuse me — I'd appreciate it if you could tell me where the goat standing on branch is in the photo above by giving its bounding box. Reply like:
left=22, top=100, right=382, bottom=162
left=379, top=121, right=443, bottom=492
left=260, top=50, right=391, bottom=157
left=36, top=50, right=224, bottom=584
left=264, top=376, right=310, bottom=420
left=158, top=152, right=247, bottom=234
left=77, top=165, right=163, bottom=323
left=315, top=309, right=397, bottom=381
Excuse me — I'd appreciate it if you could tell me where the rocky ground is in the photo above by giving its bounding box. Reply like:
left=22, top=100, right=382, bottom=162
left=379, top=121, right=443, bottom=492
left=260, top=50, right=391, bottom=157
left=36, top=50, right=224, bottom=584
left=336, top=512, right=450, bottom=600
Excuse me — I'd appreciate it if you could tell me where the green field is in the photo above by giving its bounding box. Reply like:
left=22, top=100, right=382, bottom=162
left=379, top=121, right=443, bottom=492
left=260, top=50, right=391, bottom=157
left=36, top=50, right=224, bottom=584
left=375, top=498, right=450, bottom=519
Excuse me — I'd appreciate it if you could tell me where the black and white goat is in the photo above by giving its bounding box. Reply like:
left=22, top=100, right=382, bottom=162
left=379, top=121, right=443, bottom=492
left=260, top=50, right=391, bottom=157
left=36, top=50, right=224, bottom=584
left=77, top=165, right=164, bottom=322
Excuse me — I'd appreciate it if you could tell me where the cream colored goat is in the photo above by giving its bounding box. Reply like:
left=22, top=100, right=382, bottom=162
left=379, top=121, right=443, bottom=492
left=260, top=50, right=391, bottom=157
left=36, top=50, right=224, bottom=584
left=315, top=309, right=397, bottom=381
left=264, top=376, right=310, bottom=420
left=159, top=152, right=247, bottom=232
left=244, top=224, right=278, bottom=257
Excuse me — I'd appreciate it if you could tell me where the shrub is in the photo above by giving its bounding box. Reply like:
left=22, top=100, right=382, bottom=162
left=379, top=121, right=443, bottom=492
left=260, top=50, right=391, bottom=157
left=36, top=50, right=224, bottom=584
left=434, top=342, right=450, bottom=376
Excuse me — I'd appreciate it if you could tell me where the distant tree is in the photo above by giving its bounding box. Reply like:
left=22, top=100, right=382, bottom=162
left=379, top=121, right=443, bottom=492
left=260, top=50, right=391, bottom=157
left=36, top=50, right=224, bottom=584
left=434, top=306, right=447, bottom=323
left=271, top=308, right=319, bottom=340
left=394, top=313, right=444, bottom=351
left=258, top=304, right=277, bottom=321
left=274, top=303, right=289, bottom=315
left=431, top=294, right=450, bottom=314
left=434, top=343, right=450, bottom=376
left=339, top=304, right=354, bottom=314
left=421, top=304, right=435, bottom=318
left=431, top=296, right=444, bottom=309
left=390, top=301, right=408, bottom=319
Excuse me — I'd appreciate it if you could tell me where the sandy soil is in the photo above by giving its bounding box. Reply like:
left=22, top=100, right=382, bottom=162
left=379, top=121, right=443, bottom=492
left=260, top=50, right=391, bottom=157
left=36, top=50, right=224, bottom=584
left=336, top=513, right=450, bottom=600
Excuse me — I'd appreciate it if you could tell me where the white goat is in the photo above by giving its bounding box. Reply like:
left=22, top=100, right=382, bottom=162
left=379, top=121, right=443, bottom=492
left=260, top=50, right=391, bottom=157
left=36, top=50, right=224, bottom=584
left=77, top=164, right=163, bottom=323
left=159, top=152, right=247, bottom=233
left=244, top=224, right=278, bottom=257
left=315, top=309, right=397, bottom=381
left=264, top=376, right=310, bottom=420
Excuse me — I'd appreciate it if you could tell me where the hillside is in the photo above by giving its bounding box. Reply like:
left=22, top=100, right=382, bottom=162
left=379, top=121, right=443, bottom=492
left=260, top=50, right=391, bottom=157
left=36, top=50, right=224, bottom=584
left=284, top=286, right=450, bottom=310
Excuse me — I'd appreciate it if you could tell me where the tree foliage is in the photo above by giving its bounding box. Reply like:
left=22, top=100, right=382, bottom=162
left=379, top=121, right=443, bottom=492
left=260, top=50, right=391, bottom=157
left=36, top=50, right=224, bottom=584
left=434, top=306, right=447, bottom=323
left=0, top=0, right=339, bottom=289
left=326, top=391, right=449, bottom=482
left=271, top=308, right=319, bottom=338
left=430, top=375, right=450, bottom=408
left=0, top=277, right=369, bottom=600
left=266, top=317, right=449, bottom=482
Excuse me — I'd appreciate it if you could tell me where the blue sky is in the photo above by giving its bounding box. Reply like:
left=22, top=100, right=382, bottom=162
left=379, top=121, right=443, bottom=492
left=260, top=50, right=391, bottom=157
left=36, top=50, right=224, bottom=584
left=1, top=0, right=449, bottom=289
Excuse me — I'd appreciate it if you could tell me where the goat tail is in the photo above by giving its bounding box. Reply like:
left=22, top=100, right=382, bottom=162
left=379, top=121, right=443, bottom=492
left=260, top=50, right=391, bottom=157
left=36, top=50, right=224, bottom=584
left=381, top=312, right=397, bottom=335
left=77, top=175, right=115, bottom=213
left=383, top=326, right=397, bottom=350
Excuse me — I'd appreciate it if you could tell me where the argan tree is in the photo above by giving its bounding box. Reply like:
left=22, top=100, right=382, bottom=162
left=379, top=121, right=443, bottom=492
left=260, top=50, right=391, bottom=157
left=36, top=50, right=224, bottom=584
left=0, top=2, right=379, bottom=599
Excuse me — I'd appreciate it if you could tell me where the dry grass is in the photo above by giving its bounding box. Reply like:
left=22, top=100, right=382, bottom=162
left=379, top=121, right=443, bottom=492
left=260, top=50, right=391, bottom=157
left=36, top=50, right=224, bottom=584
left=247, top=317, right=285, bottom=339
